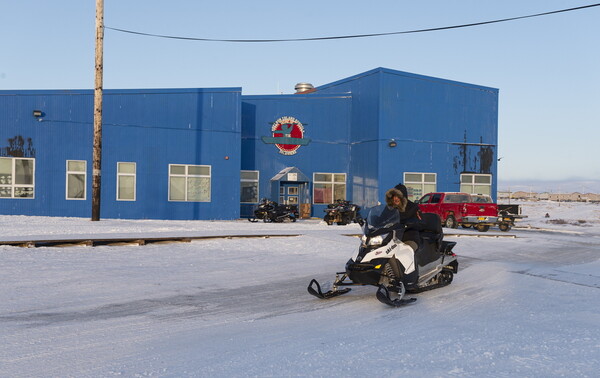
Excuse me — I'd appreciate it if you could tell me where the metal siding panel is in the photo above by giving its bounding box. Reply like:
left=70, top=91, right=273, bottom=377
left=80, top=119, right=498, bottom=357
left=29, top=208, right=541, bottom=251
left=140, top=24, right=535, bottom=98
left=241, top=94, right=352, bottom=216
left=0, top=92, right=94, bottom=217
left=1, top=88, right=241, bottom=220
left=101, top=90, right=241, bottom=220
left=316, top=70, right=383, bottom=208
left=378, top=70, right=498, bottom=200
left=1, top=67, right=499, bottom=219
left=314, top=67, right=498, bottom=206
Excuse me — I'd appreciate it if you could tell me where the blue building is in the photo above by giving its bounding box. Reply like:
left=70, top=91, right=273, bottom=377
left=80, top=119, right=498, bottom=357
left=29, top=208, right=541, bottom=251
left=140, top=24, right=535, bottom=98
left=0, top=67, right=498, bottom=220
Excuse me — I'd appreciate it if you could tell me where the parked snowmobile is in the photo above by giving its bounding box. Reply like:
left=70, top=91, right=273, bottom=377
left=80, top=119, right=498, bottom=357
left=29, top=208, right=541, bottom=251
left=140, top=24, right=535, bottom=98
left=308, top=204, right=458, bottom=306
left=249, top=198, right=298, bottom=223
left=323, top=199, right=363, bottom=226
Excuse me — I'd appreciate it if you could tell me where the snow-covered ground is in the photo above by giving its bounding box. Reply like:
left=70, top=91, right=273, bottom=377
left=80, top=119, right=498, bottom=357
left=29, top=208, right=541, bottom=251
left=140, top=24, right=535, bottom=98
left=1, top=201, right=599, bottom=377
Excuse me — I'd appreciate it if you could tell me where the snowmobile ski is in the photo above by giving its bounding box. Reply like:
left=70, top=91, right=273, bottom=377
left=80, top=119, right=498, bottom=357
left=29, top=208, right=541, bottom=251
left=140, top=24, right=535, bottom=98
left=376, top=285, right=417, bottom=307
left=307, top=279, right=351, bottom=299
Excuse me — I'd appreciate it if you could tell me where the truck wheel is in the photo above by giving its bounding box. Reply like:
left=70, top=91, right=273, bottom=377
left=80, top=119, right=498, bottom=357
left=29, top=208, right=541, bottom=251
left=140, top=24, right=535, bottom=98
left=499, top=223, right=511, bottom=232
left=445, top=215, right=458, bottom=229
left=461, top=224, right=472, bottom=229
left=476, top=224, right=490, bottom=232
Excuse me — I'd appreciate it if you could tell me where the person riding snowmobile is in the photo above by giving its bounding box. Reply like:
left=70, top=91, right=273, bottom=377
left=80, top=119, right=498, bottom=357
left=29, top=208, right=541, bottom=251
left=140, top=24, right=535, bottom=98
left=307, top=188, right=458, bottom=306
left=385, top=184, right=423, bottom=251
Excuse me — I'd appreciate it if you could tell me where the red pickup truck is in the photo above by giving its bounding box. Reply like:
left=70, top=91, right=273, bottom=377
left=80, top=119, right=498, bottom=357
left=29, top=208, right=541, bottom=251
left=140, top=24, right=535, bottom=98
left=415, top=192, right=499, bottom=232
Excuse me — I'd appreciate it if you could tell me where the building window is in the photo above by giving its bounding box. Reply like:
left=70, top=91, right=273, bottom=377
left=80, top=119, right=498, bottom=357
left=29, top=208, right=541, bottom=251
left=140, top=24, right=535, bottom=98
left=403, top=172, right=437, bottom=201
left=66, top=160, right=86, bottom=200
left=0, top=157, right=35, bottom=198
left=117, top=162, right=136, bottom=201
left=313, top=172, right=346, bottom=204
left=460, top=173, right=492, bottom=196
left=240, top=170, right=259, bottom=203
left=169, top=164, right=211, bottom=202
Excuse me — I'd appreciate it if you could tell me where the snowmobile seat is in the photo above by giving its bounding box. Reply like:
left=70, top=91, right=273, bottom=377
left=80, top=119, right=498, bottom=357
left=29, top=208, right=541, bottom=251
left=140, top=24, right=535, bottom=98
left=419, top=213, right=443, bottom=249
left=413, top=213, right=444, bottom=267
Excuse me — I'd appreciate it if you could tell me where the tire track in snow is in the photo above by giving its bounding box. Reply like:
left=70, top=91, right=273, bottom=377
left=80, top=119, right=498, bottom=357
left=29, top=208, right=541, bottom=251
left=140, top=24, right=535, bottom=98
left=0, top=275, right=361, bottom=376
left=511, top=269, right=600, bottom=289
left=0, top=275, right=355, bottom=328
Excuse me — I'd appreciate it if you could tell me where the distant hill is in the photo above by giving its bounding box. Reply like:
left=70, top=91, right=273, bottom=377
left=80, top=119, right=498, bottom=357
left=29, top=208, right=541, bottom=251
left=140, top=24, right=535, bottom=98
left=498, top=179, right=600, bottom=194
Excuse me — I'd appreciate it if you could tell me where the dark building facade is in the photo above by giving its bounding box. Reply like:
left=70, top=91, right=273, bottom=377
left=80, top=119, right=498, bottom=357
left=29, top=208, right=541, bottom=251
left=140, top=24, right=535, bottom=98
left=0, top=67, right=498, bottom=220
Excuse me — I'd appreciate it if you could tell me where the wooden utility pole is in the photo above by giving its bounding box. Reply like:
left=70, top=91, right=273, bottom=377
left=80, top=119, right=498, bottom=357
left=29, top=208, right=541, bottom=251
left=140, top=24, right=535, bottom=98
left=92, top=0, right=104, bottom=221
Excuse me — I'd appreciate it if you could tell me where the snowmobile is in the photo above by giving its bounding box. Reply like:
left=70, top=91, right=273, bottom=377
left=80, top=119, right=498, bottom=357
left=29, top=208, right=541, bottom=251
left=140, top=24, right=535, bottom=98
left=308, top=204, right=458, bottom=306
left=248, top=198, right=298, bottom=223
left=323, top=199, right=363, bottom=226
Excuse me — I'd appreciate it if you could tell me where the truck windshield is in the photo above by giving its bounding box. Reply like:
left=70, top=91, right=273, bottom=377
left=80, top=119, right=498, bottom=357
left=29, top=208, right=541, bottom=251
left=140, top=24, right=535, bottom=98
left=445, top=194, right=471, bottom=203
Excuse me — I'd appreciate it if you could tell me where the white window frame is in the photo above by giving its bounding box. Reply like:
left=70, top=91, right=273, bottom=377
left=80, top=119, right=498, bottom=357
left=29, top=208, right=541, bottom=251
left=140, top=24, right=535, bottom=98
left=0, top=157, right=35, bottom=199
left=66, top=160, right=87, bottom=200
left=312, top=172, right=346, bottom=204
left=460, top=173, right=492, bottom=196
left=403, top=172, right=437, bottom=201
left=168, top=164, right=211, bottom=202
left=117, top=162, right=136, bottom=201
left=240, top=170, right=259, bottom=204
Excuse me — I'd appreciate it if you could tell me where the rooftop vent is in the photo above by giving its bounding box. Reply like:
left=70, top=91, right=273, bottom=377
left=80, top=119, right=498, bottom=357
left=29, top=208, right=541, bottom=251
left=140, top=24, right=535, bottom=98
left=294, top=82, right=315, bottom=93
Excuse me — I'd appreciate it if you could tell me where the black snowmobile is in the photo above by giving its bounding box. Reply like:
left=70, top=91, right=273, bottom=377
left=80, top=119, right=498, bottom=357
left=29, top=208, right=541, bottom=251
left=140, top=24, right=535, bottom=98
left=323, top=199, right=363, bottom=226
left=308, top=204, right=458, bottom=306
left=249, top=198, right=298, bottom=223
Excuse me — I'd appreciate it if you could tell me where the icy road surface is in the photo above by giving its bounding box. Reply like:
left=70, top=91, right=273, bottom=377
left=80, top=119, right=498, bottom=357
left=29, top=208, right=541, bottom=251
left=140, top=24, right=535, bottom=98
left=1, top=201, right=599, bottom=377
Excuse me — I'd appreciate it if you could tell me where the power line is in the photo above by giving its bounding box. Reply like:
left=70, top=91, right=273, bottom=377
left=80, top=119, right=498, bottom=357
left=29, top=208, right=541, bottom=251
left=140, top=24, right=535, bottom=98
left=106, top=3, right=600, bottom=43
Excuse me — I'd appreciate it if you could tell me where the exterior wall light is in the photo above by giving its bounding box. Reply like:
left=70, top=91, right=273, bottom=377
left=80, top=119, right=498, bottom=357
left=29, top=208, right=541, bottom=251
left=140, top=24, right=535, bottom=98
left=32, top=110, right=43, bottom=117
left=388, top=139, right=397, bottom=148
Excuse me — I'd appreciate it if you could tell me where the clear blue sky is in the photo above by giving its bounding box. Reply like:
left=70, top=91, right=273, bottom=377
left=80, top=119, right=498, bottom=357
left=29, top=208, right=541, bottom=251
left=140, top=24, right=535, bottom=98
left=1, top=1, right=599, bottom=192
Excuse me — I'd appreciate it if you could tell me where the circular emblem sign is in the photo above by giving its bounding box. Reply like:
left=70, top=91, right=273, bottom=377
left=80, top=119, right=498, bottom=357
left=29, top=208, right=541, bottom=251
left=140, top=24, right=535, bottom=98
left=272, top=116, right=304, bottom=155
left=261, top=116, right=311, bottom=156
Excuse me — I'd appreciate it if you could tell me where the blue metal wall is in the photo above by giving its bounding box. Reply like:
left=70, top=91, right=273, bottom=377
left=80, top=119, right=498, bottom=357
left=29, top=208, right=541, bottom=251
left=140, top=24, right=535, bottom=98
left=0, top=91, right=93, bottom=217
left=0, top=88, right=242, bottom=220
left=317, top=67, right=499, bottom=204
left=315, top=70, right=383, bottom=207
left=378, top=69, right=498, bottom=197
left=1, top=67, right=498, bottom=220
left=241, top=93, right=352, bottom=217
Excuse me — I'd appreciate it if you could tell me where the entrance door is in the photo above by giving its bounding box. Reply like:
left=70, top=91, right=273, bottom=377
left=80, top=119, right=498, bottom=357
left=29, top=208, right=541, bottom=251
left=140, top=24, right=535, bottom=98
left=280, top=183, right=299, bottom=205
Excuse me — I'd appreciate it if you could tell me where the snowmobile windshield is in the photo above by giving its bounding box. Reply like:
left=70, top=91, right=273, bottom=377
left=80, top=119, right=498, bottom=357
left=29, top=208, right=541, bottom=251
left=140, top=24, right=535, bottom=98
left=363, top=204, right=401, bottom=236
